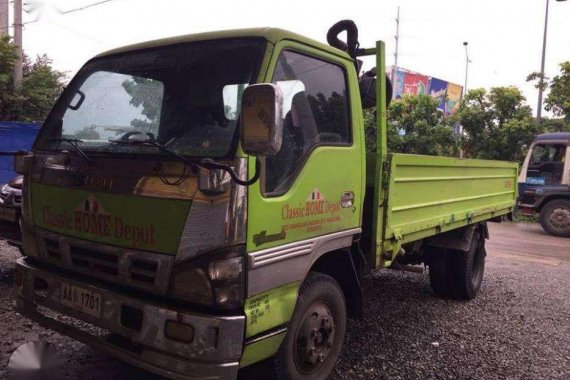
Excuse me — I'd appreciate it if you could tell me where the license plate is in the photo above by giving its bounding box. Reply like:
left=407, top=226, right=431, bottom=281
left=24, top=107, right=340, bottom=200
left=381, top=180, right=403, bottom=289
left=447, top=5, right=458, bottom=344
left=61, top=282, right=102, bottom=318
left=0, top=206, right=17, bottom=222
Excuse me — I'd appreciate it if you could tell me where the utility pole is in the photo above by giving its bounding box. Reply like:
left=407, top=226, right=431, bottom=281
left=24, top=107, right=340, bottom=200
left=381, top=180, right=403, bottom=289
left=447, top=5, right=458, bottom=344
left=537, top=0, right=567, bottom=121
left=13, top=0, right=23, bottom=87
left=537, top=0, right=550, bottom=121
left=0, top=0, right=8, bottom=37
left=392, top=6, right=400, bottom=83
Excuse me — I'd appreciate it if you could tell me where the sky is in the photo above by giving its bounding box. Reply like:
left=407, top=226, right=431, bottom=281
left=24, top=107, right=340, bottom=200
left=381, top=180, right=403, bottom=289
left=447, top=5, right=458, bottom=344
left=4, top=0, right=570, bottom=117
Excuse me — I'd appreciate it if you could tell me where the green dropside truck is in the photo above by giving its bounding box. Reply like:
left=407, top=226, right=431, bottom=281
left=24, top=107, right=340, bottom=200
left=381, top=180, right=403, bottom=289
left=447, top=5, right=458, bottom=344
left=11, top=21, right=517, bottom=380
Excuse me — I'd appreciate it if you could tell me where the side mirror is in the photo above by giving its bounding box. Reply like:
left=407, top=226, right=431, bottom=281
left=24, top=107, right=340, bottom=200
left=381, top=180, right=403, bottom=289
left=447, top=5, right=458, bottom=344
left=14, top=151, right=34, bottom=175
left=240, top=83, right=283, bottom=156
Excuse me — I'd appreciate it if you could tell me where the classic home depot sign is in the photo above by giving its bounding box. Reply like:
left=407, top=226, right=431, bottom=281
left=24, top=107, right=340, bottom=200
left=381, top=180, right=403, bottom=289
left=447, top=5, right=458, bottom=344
left=42, top=196, right=156, bottom=247
left=281, top=188, right=342, bottom=232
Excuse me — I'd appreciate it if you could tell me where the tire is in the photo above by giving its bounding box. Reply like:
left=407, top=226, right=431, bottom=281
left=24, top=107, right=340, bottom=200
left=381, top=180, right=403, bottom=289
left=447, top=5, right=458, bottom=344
left=539, top=199, right=570, bottom=237
left=427, top=248, right=451, bottom=296
left=275, top=272, right=347, bottom=380
left=448, top=231, right=486, bottom=300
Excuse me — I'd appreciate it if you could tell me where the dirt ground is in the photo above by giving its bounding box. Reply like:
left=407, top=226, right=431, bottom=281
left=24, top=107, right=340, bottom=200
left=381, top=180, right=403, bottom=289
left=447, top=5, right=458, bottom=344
left=1, top=222, right=569, bottom=379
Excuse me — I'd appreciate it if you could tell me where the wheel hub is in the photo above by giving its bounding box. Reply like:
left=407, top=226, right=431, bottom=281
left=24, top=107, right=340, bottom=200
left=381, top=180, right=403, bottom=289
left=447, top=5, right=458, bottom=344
left=550, top=207, right=570, bottom=229
left=295, top=302, right=335, bottom=373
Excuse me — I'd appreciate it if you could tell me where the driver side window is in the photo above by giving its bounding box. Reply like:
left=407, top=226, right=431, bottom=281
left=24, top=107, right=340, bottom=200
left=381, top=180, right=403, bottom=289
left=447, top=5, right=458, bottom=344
left=264, top=50, right=350, bottom=195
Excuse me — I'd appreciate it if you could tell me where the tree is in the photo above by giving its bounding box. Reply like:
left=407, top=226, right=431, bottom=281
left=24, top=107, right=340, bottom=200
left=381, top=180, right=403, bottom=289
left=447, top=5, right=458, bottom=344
left=19, top=54, right=66, bottom=122
left=544, top=61, right=570, bottom=122
left=0, top=36, right=66, bottom=122
left=454, top=87, right=541, bottom=162
left=0, top=35, right=19, bottom=120
left=121, top=77, right=163, bottom=131
left=364, top=94, right=459, bottom=156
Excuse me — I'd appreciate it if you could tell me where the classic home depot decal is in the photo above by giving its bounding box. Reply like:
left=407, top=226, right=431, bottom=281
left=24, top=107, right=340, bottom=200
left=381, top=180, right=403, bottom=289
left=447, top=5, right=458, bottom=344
left=42, top=195, right=155, bottom=248
left=282, top=188, right=342, bottom=232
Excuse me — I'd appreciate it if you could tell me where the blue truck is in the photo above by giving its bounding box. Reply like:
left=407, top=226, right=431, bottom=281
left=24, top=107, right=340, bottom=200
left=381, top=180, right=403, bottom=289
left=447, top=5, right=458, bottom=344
left=0, top=122, right=41, bottom=248
left=518, top=132, right=570, bottom=237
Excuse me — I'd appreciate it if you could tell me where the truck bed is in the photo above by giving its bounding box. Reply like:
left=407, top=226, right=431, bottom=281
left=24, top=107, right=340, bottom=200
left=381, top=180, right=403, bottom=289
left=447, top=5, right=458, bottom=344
left=366, top=153, right=518, bottom=266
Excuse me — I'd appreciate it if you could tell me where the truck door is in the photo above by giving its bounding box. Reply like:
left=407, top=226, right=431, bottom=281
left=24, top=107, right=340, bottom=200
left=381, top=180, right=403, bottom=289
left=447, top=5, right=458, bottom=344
left=245, top=42, right=364, bottom=296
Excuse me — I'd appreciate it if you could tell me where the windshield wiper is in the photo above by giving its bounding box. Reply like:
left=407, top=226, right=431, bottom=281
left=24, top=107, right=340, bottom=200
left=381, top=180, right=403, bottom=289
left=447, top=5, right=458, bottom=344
left=109, top=138, right=260, bottom=186
left=50, top=138, right=94, bottom=164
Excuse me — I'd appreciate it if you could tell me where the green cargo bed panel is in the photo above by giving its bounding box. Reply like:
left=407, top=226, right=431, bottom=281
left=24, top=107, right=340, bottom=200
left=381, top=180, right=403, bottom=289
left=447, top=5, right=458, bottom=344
left=382, top=153, right=518, bottom=250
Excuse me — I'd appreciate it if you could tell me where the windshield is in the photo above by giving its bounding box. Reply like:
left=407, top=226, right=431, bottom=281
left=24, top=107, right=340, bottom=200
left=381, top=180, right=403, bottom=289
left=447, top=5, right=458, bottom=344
left=35, top=38, right=266, bottom=158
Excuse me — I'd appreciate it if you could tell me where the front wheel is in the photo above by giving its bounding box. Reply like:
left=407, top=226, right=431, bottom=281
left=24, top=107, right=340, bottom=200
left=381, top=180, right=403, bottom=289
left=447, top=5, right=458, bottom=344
left=540, top=199, right=570, bottom=237
left=275, top=272, right=346, bottom=380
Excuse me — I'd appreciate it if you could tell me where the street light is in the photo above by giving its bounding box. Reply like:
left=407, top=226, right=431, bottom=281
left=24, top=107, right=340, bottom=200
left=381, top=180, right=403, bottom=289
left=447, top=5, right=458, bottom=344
left=458, top=41, right=471, bottom=159
left=537, top=0, right=567, bottom=121
left=463, top=41, right=471, bottom=98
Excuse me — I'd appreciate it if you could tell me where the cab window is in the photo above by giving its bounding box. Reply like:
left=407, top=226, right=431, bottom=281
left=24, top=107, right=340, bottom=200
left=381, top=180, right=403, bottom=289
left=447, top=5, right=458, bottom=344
left=264, top=50, right=350, bottom=195
left=527, top=144, right=566, bottom=185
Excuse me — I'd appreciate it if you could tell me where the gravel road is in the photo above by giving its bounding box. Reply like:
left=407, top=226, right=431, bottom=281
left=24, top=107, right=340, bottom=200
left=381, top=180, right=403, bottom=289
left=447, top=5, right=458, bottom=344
left=1, top=222, right=569, bottom=379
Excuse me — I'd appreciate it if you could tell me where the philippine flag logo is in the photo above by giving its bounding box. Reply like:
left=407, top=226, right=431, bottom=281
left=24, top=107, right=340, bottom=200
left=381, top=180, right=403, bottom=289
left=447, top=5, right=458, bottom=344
left=307, top=188, right=324, bottom=202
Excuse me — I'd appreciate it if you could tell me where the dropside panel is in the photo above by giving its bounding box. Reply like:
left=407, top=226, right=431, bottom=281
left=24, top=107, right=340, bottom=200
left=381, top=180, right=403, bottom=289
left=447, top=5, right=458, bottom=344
left=381, top=154, right=517, bottom=264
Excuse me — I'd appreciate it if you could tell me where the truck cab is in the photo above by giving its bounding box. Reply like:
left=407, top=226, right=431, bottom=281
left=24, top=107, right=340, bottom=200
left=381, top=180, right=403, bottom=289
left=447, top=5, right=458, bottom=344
left=518, top=132, right=570, bottom=237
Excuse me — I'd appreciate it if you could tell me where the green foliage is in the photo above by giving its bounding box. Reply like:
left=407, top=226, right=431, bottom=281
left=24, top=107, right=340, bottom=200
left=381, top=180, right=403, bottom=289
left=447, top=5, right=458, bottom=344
left=364, top=94, right=459, bottom=156
left=20, top=55, right=66, bottom=122
left=454, top=87, right=539, bottom=162
left=121, top=77, right=163, bottom=131
left=0, top=35, right=18, bottom=119
left=544, top=61, right=570, bottom=123
left=0, top=36, right=66, bottom=122
left=526, top=71, right=549, bottom=92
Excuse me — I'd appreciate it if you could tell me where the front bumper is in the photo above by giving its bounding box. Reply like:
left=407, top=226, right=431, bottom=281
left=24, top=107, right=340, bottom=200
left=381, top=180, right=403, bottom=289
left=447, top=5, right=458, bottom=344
left=14, top=258, right=245, bottom=380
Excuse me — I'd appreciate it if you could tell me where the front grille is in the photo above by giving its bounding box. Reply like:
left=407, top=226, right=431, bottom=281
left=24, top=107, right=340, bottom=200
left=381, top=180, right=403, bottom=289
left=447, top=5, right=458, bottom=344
left=130, top=258, right=158, bottom=284
left=70, top=246, right=119, bottom=276
left=44, top=239, right=62, bottom=260
left=36, top=230, right=174, bottom=294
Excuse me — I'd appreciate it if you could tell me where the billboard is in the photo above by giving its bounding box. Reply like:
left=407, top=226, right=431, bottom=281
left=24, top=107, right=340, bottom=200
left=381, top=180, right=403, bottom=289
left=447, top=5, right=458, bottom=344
left=446, top=83, right=463, bottom=114
left=389, top=67, right=463, bottom=114
left=393, top=69, right=406, bottom=99
left=429, top=77, right=448, bottom=111
left=403, top=73, right=429, bottom=96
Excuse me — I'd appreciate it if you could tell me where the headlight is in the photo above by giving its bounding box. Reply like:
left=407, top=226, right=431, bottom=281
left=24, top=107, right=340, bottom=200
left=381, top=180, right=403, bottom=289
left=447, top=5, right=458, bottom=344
left=8, top=176, right=23, bottom=189
left=169, top=245, right=245, bottom=310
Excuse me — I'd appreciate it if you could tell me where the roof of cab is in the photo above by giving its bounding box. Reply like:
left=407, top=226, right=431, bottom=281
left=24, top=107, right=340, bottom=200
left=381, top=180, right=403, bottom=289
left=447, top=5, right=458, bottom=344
left=534, top=132, right=570, bottom=143
left=96, top=27, right=352, bottom=61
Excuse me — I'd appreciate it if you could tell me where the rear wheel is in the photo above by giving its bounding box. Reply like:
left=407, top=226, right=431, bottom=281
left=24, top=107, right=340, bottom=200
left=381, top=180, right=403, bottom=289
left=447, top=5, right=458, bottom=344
left=540, top=199, right=570, bottom=237
left=275, top=272, right=346, bottom=380
left=448, top=230, right=486, bottom=300
left=427, top=248, right=451, bottom=296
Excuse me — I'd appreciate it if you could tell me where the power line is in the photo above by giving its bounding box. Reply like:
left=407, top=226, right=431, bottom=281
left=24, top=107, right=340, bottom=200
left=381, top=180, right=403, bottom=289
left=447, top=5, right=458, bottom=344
left=61, top=0, right=116, bottom=15
left=50, top=20, right=108, bottom=46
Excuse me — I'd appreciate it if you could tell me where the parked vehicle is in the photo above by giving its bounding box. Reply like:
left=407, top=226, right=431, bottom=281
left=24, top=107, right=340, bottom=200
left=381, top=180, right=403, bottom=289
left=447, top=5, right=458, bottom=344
left=11, top=22, right=517, bottom=380
left=0, top=175, right=24, bottom=250
left=0, top=122, right=40, bottom=185
left=518, top=132, right=570, bottom=237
